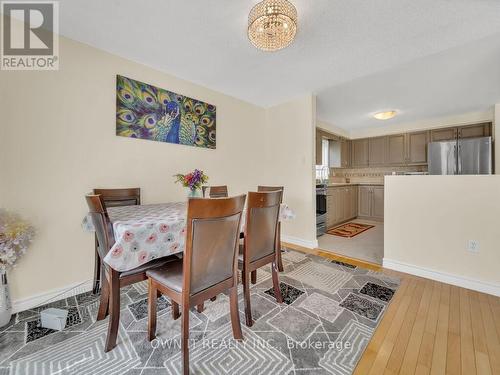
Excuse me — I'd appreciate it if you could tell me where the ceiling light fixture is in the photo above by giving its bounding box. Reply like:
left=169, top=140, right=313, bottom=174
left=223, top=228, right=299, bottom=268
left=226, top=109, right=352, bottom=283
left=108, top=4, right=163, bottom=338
left=248, top=0, right=298, bottom=52
left=373, top=111, right=397, bottom=120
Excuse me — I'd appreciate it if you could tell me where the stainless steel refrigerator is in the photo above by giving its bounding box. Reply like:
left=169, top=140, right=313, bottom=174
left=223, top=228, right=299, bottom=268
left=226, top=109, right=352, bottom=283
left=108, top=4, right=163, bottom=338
left=428, top=136, right=492, bottom=175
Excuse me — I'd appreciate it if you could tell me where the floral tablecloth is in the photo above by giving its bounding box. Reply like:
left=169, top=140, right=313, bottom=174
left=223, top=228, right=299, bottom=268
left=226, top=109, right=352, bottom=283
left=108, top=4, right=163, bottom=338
left=83, top=202, right=294, bottom=272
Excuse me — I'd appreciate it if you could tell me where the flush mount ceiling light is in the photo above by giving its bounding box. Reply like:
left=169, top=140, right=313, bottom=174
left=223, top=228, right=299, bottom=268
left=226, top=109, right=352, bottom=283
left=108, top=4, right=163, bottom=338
left=373, top=111, right=397, bottom=120
left=248, top=0, right=298, bottom=52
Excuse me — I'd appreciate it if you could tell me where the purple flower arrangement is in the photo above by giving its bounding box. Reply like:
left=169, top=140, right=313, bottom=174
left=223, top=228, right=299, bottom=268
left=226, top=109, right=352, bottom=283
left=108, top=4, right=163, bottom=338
left=174, top=169, right=209, bottom=192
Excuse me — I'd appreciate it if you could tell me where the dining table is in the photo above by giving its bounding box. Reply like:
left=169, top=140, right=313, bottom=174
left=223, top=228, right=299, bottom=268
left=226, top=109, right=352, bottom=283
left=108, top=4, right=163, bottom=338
left=83, top=201, right=295, bottom=272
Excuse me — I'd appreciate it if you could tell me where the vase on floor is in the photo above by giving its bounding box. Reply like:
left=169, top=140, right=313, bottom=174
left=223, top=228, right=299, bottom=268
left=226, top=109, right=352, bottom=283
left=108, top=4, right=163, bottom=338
left=0, top=269, right=12, bottom=328
left=186, top=188, right=202, bottom=198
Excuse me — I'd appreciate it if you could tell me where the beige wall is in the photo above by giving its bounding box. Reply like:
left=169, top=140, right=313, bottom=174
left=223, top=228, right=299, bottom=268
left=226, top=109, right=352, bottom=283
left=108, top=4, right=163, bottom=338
left=316, top=120, right=349, bottom=138
left=265, top=97, right=317, bottom=245
left=0, top=30, right=316, bottom=303
left=384, top=175, right=500, bottom=295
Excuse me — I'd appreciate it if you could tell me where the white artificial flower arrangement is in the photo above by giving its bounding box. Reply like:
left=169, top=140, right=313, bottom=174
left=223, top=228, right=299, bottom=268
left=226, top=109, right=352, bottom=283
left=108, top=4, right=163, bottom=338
left=0, top=209, right=35, bottom=270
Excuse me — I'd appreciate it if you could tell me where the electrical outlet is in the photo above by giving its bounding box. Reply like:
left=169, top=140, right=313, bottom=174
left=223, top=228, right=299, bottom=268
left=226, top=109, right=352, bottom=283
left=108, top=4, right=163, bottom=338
left=467, top=240, right=480, bottom=253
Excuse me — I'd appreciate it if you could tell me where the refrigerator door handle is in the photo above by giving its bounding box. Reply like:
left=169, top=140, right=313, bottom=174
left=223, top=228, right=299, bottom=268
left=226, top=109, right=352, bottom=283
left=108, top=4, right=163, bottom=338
left=450, top=144, right=457, bottom=175
left=457, top=144, right=462, bottom=174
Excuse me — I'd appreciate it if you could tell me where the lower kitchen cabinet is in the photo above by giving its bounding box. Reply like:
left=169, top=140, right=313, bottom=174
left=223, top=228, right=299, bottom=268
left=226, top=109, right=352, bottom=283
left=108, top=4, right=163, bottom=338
left=326, top=186, right=358, bottom=228
left=358, top=186, right=384, bottom=221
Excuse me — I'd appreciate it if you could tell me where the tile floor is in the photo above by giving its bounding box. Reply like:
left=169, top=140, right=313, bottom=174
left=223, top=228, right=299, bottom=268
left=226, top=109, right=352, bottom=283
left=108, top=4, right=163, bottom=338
left=318, top=220, right=384, bottom=264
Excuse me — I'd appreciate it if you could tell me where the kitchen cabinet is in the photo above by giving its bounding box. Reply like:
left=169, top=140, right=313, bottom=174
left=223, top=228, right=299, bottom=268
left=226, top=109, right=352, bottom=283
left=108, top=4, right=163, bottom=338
left=405, top=131, right=429, bottom=165
left=326, top=185, right=358, bottom=228
left=430, top=123, right=491, bottom=142
left=317, top=122, right=491, bottom=169
left=369, top=137, right=386, bottom=166
left=358, top=185, right=384, bottom=221
left=458, top=123, right=491, bottom=139
left=431, top=128, right=457, bottom=142
left=358, top=186, right=371, bottom=217
left=372, top=187, right=384, bottom=219
left=352, top=139, right=369, bottom=167
left=386, top=134, right=406, bottom=165
left=340, top=138, right=351, bottom=168
left=315, top=129, right=323, bottom=165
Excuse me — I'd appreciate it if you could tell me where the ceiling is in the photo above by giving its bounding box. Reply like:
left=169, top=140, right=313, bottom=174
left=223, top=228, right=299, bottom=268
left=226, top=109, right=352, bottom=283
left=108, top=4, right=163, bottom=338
left=318, top=32, right=500, bottom=131
left=54, top=0, right=500, bottom=130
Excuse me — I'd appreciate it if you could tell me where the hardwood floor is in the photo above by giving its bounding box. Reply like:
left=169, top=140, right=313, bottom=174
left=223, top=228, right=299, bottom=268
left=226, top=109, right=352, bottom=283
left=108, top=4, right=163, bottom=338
left=283, top=242, right=500, bottom=375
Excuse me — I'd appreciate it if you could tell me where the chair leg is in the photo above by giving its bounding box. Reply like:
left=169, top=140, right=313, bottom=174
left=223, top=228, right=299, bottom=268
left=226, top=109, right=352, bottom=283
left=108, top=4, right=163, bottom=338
left=96, top=269, right=110, bottom=321
left=272, top=261, right=284, bottom=304
left=276, top=226, right=284, bottom=272
left=181, top=302, right=190, bottom=375
left=229, top=285, right=243, bottom=340
left=242, top=271, right=253, bottom=327
left=196, top=303, right=204, bottom=313
left=148, top=279, right=157, bottom=341
left=92, top=240, right=101, bottom=294
left=105, top=269, right=120, bottom=352
left=172, top=300, right=180, bottom=320
left=250, top=270, right=257, bottom=284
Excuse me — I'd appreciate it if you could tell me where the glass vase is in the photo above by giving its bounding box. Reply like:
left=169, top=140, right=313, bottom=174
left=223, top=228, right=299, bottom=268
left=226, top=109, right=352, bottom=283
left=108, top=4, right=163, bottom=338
left=186, top=187, right=202, bottom=198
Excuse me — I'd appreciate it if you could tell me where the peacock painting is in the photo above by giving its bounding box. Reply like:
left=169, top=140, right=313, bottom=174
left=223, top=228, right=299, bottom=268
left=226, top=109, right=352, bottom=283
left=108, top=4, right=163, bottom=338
left=116, top=75, right=216, bottom=149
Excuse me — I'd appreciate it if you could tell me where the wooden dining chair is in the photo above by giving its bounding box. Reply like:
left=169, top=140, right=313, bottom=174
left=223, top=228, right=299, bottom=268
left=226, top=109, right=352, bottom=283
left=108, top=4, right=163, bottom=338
left=147, top=195, right=246, bottom=375
left=85, top=194, right=174, bottom=352
left=239, top=190, right=284, bottom=327
left=202, top=185, right=228, bottom=198
left=91, top=188, right=141, bottom=294
left=257, top=185, right=285, bottom=273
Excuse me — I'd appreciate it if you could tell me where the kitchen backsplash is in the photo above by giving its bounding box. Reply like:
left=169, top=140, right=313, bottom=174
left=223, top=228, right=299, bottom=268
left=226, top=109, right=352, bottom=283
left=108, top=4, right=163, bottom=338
left=330, top=165, right=428, bottom=184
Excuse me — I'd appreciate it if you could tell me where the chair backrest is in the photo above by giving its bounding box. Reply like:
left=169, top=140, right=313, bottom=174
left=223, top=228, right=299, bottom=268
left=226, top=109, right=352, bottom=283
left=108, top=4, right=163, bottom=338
left=93, top=188, right=141, bottom=208
left=184, top=195, right=246, bottom=296
left=243, top=191, right=282, bottom=263
left=257, top=185, right=284, bottom=203
left=86, top=194, right=115, bottom=259
left=202, top=185, right=228, bottom=198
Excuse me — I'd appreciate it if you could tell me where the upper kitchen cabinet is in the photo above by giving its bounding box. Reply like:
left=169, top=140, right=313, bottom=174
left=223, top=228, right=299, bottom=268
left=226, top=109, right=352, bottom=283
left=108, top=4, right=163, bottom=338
left=351, top=139, right=369, bottom=167
left=340, top=138, right=351, bottom=168
left=430, top=122, right=492, bottom=142
left=458, top=123, right=491, bottom=139
left=368, top=137, right=386, bottom=166
left=405, top=131, right=429, bottom=165
left=315, top=129, right=324, bottom=165
left=431, top=127, right=457, bottom=141
left=386, top=134, right=406, bottom=165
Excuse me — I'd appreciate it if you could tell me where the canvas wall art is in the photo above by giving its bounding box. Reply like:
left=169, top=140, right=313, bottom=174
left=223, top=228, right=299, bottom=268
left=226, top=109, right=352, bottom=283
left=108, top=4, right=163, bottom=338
left=116, top=75, right=216, bottom=149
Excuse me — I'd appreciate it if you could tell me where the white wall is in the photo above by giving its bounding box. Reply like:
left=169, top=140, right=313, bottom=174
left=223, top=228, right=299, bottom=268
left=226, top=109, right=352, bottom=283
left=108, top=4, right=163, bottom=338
left=0, top=27, right=316, bottom=305
left=384, top=175, right=500, bottom=296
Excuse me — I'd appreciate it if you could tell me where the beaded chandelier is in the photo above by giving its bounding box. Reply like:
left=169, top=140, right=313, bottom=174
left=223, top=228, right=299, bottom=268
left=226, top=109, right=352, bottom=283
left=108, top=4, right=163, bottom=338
left=248, top=0, right=298, bottom=52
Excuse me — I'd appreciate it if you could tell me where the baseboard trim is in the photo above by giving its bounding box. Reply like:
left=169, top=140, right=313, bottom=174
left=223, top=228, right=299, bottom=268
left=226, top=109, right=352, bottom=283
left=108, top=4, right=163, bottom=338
left=281, top=235, right=317, bottom=249
left=383, top=258, right=500, bottom=297
left=12, top=280, right=94, bottom=313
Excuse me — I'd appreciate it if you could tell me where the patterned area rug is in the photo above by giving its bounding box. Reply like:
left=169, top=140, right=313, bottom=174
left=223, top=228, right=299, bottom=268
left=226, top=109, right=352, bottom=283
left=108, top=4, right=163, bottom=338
left=327, top=222, right=374, bottom=238
left=0, top=249, right=399, bottom=375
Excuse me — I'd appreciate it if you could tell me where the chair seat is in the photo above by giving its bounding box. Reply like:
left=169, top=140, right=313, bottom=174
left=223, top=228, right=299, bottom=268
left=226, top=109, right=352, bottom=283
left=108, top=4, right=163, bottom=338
left=146, top=259, right=184, bottom=293
left=237, top=244, right=272, bottom=266
left=120, top=257, right=177, bottom=278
